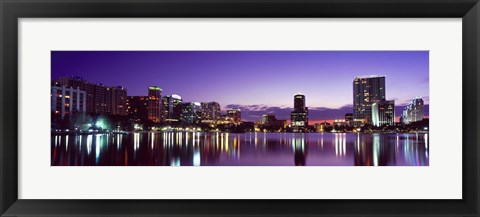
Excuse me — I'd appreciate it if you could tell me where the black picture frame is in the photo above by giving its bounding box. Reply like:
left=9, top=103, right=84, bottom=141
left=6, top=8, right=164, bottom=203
left=1, top=0, right=479, bottom=216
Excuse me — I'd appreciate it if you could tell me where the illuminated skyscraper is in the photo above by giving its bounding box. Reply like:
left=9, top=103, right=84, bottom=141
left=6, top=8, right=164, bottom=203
left=371, top=100, right=395, bottom=127
left=290, top=93, right=308, bottom=132
left=401, top=97, right=425, bottom=124
left=148, top=86, right=162, bottom=123
left=294, top=94, right=306, bottom=110
left=353, top=75, right=386, bottom=125
left=162, top=94, right=183, bottom=122
left=201, top=102, right=221, bottom=122
left=227, top=108, right=241, bottom=124
left=181, top=102, right=202, bottom=124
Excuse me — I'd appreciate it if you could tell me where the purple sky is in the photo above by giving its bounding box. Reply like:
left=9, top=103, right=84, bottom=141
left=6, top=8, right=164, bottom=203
left=51, top=51, right=429, bottom=122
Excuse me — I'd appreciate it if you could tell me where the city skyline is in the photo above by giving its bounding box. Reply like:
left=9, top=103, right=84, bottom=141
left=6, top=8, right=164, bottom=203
left=51, top=51, right=429, bottom=122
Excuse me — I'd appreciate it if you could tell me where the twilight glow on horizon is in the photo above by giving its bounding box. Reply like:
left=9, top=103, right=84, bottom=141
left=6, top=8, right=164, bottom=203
left=51, top=51, right=429, bottom=122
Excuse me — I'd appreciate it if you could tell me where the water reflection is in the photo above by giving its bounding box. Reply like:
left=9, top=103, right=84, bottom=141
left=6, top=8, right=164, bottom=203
left=293, top=134, right=306, bottom=166
left=51, top=132, right=429, bottom=166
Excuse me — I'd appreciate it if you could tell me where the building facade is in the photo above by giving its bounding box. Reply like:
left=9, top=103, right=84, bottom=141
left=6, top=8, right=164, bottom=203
left=126, top=96, right=148, bottom=120
left=57, top=76, right=96, bottom=113
left=261, top=113, right=276, bottom=125
left=345, top=113, right=354, bottom=126
left=51, top=85, right=87, bottom=119
left=353, top=75, right=386, bottom=125
left=371, top=100, right=395, bottom=127
left=201, top=102, right=221, bottom=122
left=94, top=84, right=109, bottom=114
left=111, top=86, right=127, bottom=115
left=314, top=121, right=330, bottom=132
left=401, top=97, right=425, bottom=124
left=261, top=113, right=287, bottom=130
left=181, top=102, right=202, bottom=124
left=227, top=108, right=241, bottom=124
left=56, top=76, right=127, bottom=116
left=162, top=94, right=183, bottom=122
left=290, top=93, right=308, bottom=131
left=147, top=86, right=163, bottom=123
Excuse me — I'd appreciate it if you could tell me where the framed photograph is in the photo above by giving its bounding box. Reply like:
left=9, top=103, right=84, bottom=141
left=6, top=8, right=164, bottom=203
left=1, top=0, right=479, bottom=216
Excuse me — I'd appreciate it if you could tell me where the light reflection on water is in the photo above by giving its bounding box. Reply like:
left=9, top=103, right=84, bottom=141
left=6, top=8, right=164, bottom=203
left=51, top=132, right=429, bottom=166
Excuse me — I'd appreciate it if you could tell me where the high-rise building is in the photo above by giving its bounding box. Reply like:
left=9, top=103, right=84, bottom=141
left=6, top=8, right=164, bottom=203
left=57, top=77, right=95, bottom=113
left=371, top=100, right=395, bottom=127
left=201, top=102, right=221, bottom=122
left=94, top=84, right=109, bottom=114
left=148, top=86, right=162, bottom=123
left=51, top=85, right=87, bottom=119
left=111, top=86, right=127, bottom=115
left=290, top=93, right=308, bottom=131
left=401, top=97, right=425, bottom=124
left=162, top=94, right=183, bottom=122
left=294, top=94, right=306, bottom=110
left=181, top=102, right=202, bottom=124
left=227, top=108, right=241, bottom=124
left=126, top=96, right=148, bottom=120
left=56, top=76, right=127, bottom=116
left=353, top=75, right=386, bottom=125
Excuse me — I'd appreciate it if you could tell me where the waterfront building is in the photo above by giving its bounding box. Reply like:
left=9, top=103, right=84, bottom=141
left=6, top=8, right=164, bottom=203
left=227, top=108, right=242, bottom=124
left=201, top=102, right=221, bottom=122
left=314, top=121, right=330, bottom=132
left=94, top=84, right=109, bottom=114
left=353, top=75, right=386, bottom=125
left=111, top=86, right=127, bottom=116
left=126, top=96, right=148, bottom=120
left=345, top=113, right=354, bottom=126
left=261, top=113, right=287, bottom=130
left=51, top=85, right=87, bottom=119
left=220, top=115, right=232, bottom=124
left=290, top=93, right=308, bottom=132
left=333, top=119, right=349, bottom=127
left=57, top=76, right=95, bottom=113
left=92, top=85, right=128, bottom=116
left=181, top=102, right=202, bottom=124
left=261, top=113, right=276, bottom=125
left=276, top=120, right=288, bottom=129
left=148, top=86, right=162, bottom=123
left=56, top=76, right=127, bottom=115
left=371, top=100, right=395, bottom=127
left=162, top=94, right=183, bottom=122
left=401, top=97, right=425, bottom=124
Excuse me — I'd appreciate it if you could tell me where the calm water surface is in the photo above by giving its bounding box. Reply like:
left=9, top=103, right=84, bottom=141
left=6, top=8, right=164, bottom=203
left=51, top=132, right=429, bottom=166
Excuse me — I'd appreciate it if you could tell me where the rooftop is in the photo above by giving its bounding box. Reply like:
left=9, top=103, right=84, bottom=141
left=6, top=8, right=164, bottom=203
left=148, top=86, right=162, bottom=91
left=354, top=75, right=386, bottom=80
left=172, top=94, right=182, bottom=100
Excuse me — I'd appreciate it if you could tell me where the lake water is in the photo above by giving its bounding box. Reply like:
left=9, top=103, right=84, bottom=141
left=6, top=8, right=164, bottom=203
left=51, top=132, right=429, bottom=166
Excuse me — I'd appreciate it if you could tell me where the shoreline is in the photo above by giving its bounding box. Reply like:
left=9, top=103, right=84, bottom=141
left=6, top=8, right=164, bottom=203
left=51, top=131, right=429, bottom=135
